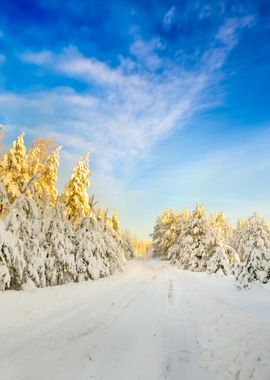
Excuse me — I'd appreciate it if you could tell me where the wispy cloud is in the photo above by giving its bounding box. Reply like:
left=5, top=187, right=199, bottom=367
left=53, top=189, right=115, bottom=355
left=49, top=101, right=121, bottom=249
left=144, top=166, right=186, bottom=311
left=163, top=6, right=177, bottom=28
left=8, top=14, right=256, bottom=180
left=0, top=2, right=262, bottom=237
left=19, top=46, right=206, bottom=174
left=216, top=16, right=255, bottom=47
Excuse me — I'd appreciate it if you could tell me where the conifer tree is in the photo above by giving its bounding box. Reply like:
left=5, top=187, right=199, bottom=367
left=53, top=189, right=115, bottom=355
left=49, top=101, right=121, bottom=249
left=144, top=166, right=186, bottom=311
left=5, top=196, right=46, bottom=288
left=185, top=204, right=209, bottom=271
left=206, top=215, right=238, bottom=276
left=34, top=146, right=61, bottom=207
left=152, top=209, right=180, bottom=259
left=0, top=180, right=25, bottom=290
left=61, top=154, right=91, bottom=224
left=168, top=208, right=190, bottom=263
left=43, top=201, right=76, bottom=285
left=0, top=133, right=30, bottom=202
left=29, top=136, right=57, bottom=165
left=111, top=211, right=120, bottom=234
left=236, top=214, right=270, bottom=287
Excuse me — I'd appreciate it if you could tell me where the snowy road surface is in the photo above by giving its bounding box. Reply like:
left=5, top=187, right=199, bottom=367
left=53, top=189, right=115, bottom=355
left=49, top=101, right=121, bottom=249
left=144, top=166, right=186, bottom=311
left=1, top=260, right=270, bottom=380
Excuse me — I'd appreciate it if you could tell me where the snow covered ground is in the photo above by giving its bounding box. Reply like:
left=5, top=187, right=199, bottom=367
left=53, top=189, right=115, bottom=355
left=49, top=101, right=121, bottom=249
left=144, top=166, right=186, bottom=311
left=0, top=260, right=269, bottom=380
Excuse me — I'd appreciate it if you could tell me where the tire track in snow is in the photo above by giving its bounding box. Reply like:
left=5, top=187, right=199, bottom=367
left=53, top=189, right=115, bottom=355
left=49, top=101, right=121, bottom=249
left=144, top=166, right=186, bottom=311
left=0, top=260, right=213, bottom=380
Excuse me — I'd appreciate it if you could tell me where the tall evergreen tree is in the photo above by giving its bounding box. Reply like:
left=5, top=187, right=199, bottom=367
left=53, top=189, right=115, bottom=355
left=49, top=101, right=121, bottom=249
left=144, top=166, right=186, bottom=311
left=61, top=154, right=91, bottom=224
left=0, top=133, right=30, bottom=202
left=236, top=214, right=270, bottom=287
left=34, top=146, right=61, bottom=207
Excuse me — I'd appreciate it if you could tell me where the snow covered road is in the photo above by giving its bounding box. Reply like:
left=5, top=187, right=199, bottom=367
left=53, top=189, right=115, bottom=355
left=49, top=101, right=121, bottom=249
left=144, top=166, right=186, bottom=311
left=0, top=260, right=270, bottom=380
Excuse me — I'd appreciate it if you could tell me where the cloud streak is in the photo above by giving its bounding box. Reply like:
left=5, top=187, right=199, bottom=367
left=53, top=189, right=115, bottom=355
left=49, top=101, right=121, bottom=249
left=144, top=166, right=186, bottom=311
left=20, top=17, right=251, bottom=170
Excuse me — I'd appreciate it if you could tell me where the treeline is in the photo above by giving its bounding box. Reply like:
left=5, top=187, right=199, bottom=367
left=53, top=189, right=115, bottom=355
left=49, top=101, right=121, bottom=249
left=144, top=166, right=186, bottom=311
left=0, top=130, right=139, bottom=291
left=123, top=231, right=151, bottom=259
left=150, top=204, right=270, bottom=287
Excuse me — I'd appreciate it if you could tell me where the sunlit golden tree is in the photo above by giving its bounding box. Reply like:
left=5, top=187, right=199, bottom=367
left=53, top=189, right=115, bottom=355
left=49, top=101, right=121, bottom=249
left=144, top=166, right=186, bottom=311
left=0, top=132, right=30, bottom=202
left=33, top=146, right=61, bottom=207
left=61, top=153, right=91, bottom=224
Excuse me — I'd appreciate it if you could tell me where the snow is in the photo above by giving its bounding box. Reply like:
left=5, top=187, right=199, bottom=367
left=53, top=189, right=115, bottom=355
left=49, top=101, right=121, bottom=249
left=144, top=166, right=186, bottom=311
left=0, top=193, right=128, bottom=291
left=0, top=260, right=269, bottom=380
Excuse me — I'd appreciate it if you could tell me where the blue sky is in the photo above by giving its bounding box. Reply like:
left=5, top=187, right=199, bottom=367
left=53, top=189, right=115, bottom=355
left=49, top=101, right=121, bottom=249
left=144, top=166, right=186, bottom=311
left=0, top=0, right=270, bottom=238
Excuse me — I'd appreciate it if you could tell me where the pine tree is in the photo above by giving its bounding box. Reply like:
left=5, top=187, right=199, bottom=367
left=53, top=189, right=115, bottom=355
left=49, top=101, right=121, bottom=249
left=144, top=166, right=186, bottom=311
left=5, top=196, right=46, bottom=288
left=168, top=208, right=190, bottom=263
left=121, top=230, right=136, bottom=259
left=0, top=133, right=30, bottom=202
left=43, top=201, right=76, bottom=286
left=0, top=220, right=25, bottom=290
left=205, top=211, right=237, bottom=275
left=185, top=204, right=209, bottom=272
left=0, top=181, right=10, bottom=218
left=28, top=136, right=57, bottom=165
left=111, top=211, right=120, bottom=235
left=61, top=154, right=91, bottom=224
left=34, top=146, right=61, bottom=207
left=75, top=215, right=126, bottom=282
left=151, top=209, right=180, bottom=259
left=231, top=219, right=248, bottom=261
left=236, top=214, right=270, bottom=287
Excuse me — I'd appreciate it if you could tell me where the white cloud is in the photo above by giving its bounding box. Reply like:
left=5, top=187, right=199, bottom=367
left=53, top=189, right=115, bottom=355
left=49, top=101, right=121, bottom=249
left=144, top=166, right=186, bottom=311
left=216, top=16, right=255, bottom=47
left=0, top=13, right=259, bottom=236
left=10, top=15, right=256, bottom=181
left=20, top=50, right=53, bottom=65
left=163, top=6, right=177, bottom=27
left=19, top=47, right=207, bottom=175
left=130, top=38, right=162, bottom=71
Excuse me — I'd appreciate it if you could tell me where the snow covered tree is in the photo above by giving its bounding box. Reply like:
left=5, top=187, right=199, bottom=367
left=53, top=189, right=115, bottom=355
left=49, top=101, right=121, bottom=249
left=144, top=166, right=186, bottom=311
left=33, top=146, right=61, bottom=207
left=0, top=132, right=31, bottom=202
left=29, top=136, right=57, bottom=165
left=183, top=204, right=209, bottom=272
left=0, top=130, right=133, bottom=291
left=111, top=211, right=120, bottom=235
left=168, top=208, right=190, bottom=264
left=5, top=196, right=46, bottom=288
left=0, top=220, right=25, bottom=290
left=205, top=211, right=238, bottom=275
left=0, top=184, right=25, bottom=290
left=0, top=181, right=10, bottom=218
left=151, top=209, right=180, bottom=259
left=42, top=201, right=76, bottom=286
left=208, top=211, right=233, bottom=243
left=61, top=154, right=91, bottom=224
left=230, top=219, right=248, bottom=261
left=95, top=207, right=109, bottom=226
left=235, top=214, right=270, bottom=287
left=75, top=216, right=126, bottom=282
left=121, top=230, right=136, bottom=259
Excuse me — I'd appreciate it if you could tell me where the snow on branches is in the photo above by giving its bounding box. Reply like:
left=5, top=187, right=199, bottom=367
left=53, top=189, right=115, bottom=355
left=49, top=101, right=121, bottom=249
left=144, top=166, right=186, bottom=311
left=151, top=205, right=270, bottom=286
left=0, top=131, right=135, bottom=291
